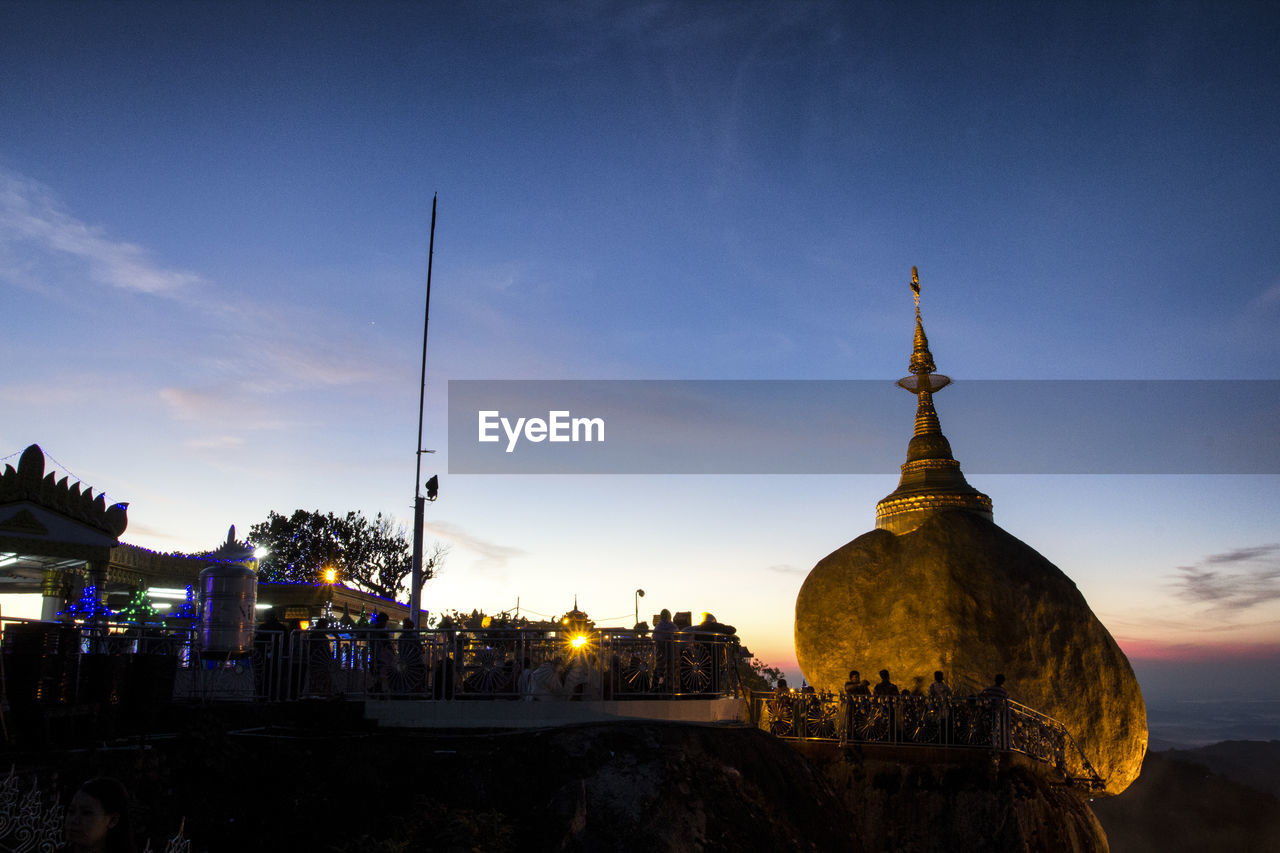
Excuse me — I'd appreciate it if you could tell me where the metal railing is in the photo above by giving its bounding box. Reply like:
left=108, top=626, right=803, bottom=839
left=752, top=690, right=1104, bottom=791
left=0, top=617, right=1101, bottom=790
left=0, top=617, right=743, bottom=707
left=291, top=627, right=741, bottom=701
left=0, top=616, right=283, bottom=705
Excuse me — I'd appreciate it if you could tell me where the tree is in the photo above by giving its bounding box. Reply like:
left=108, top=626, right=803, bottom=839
left=248, top=509, right=447, bottom=601
left=737, top=653, right=785, bottom=691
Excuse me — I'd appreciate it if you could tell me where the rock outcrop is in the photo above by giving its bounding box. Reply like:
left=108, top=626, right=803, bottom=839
left=798, top=741, right=1108, bottom=853
left=29, top=710, right=1110, bottom=852
left=795, top=509, right=1148, bottom=793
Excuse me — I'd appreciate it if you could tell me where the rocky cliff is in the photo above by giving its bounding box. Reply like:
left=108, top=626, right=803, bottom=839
left=27, top=712, right=1108, bottom=852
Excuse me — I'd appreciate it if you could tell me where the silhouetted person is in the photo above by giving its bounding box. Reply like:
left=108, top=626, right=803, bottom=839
left=873, top=670, right=901, bottom=740
left=431, top=652, right=455, bottom=699
left=691, top=613, right=736, bottom=693
left=873, top=669, right=899, bottom=696
left=981, top=673, right=1008, bottom=699
left=368, top=611, right=394, bottom=693
left=395, top=618, right=425, bottom=692
left=930, top=670, right=954, bottom=743
left=259, top=608, right=287, bottom=635
left=517, top=656, right=534, bottom=700
left=844, top=669, right=870, bottom=695
left=928, top=670, right=952, bottom=699
left=652, top=609, right=676, bottom=641
left=652, top=609, right=676, bottom=691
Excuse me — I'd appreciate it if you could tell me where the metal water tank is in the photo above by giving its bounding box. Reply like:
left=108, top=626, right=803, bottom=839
left=198, top=562, right=258, bottom=656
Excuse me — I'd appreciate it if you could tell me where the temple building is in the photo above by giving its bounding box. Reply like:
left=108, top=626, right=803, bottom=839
left=794, top=270, right=1148, bottom=793
left=0, top=444, right=418, bottom=627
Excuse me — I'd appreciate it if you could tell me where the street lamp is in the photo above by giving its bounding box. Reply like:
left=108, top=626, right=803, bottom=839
left=634, top=589, right=645, bottom=626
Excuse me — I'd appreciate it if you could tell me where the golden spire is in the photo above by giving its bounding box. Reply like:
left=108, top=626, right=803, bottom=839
left=875, top=268, right=992, bottom=535
left=908, top=268, right=937, bottom=376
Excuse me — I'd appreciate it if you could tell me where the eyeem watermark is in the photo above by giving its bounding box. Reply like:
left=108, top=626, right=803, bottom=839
left=450, top=379, right=1280, bottom=473
left=478, top=410, right=605, bottom=453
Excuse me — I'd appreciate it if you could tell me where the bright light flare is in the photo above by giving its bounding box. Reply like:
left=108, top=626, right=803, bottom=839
left=323, top=567, right=337, bottom=584
left=569, top=633, right=589, bottom=650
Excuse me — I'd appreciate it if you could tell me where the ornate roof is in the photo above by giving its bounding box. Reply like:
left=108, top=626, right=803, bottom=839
left=0, top=444, right=128, bottom=538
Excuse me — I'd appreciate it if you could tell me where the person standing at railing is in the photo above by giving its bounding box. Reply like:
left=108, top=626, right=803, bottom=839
left=368, top=612, right=393, bottom=694
left=980, top=673, right=1010, bottom=749
left=397, top=618, right=425, bottom=694
left=842, top=670, right=870, bottom=741
left=980, top=673, right=1008, bottom=699
left=874, top=669, right=900, bottom=741
left=691, top=613, right=736, bottom=694
left=517, top=656, right=534, bottom=700
left=928, top=670, right=952, bottom=699
left=929, top=671, right=953, bottom=744
left=652, top=609, right=676, bottom=692
left=844, top=670, right=870, bottom=695
left=873, top=669, right=899, bottom=695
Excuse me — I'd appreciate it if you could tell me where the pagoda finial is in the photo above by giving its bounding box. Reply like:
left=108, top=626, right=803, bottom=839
left=908, top=267, right=938, bottom=377
left=875, top=267, right=992, bottom=534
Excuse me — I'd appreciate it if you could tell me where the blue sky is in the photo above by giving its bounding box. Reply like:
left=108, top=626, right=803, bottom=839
left=2, top=2, right=1279, bottom=727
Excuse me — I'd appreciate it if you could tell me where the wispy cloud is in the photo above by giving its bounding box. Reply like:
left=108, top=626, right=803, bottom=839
left=0, top=168, right=200, bottom=295
left=1252, top=280, right=1280, bottom=309
left=423, top=521, right=527, bottom=576
left=0, top=166, right=397, bottom=458
left=183, top=435, right=247, bottom=451
left=158, top=386, right=290, bottom=430
left=765, top=563, right=803, bottom=575
left=1171, top=544, right=1280, bottom=613
left=1204, top=544, right=1280, bottom=565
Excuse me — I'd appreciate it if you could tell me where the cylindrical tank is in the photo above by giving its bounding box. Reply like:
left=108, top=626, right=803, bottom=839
left=198, top=562, right=258, bottom=656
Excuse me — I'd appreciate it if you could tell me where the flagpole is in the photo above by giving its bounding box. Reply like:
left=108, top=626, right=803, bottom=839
left=409, top=194, right=437, bottom=626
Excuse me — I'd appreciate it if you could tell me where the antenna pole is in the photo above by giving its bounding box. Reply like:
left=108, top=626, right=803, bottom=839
left=409, top=194, right=437, bottom=626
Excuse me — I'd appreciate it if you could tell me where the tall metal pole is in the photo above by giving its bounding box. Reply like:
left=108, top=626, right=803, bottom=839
left=409, top=194, right=437, bottom=626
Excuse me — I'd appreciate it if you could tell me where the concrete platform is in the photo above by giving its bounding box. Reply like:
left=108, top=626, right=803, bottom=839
left=364, top=697, right=748, bottom=729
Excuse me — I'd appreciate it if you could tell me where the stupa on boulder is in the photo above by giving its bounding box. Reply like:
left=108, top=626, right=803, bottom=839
left=795, top=269, right=1147, bottom=794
